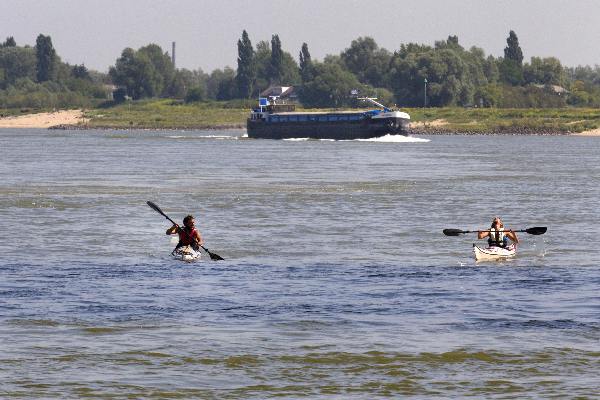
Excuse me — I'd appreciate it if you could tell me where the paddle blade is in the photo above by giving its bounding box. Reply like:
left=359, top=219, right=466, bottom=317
left=147, top=201, right=165, bottom=216
left=201, top=246, right=224, bottom=261
left=209, top=252, right=225, bottom=261
left=525, top=226, right=547, bottom=235
left=443, top=229, right=465, bottom=236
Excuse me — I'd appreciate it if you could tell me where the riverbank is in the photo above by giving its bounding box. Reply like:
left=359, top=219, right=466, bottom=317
left=2, top=101, right=600, bottom=135
left=0, top=110, right=88, bottom=129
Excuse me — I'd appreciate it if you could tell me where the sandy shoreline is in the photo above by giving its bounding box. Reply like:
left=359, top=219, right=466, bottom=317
left=572, top=128, right=600, bottom=136
left=0, top=110, right=88, bottom=128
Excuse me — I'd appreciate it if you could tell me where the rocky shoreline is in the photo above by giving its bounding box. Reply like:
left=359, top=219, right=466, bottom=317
left=409, top=126, right=575, bottom=135
left=47, top=124, right=580, bottom=135
left=48, top=123, right=246, bottom=131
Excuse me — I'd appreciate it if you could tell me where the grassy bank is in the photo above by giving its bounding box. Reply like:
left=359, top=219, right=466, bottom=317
left=82, top=99, right=249, bottom=129
left=407, top=107, right=600, bottom=134
left=70, top=100, right=600, bottom=133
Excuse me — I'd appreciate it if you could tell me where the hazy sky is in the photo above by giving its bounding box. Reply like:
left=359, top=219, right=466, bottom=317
left=2, top=0, right=599, bottom=73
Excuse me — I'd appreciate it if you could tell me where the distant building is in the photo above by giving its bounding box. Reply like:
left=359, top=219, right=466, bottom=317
left=260, top=86, right=297, bottom=103
left=533, top=84, right=569, bottom=95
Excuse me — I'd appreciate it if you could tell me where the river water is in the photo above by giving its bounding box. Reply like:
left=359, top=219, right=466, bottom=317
left=1, top=129, right=599, bottom=398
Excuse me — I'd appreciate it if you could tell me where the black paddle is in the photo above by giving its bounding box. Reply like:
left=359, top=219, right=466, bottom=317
left=147, top=201, right=224, bottom=261
left=443, top=227, right=547, bottom=236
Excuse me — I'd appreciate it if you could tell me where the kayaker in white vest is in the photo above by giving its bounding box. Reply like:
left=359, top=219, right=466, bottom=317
left=478, top=217, right=519, bottom=247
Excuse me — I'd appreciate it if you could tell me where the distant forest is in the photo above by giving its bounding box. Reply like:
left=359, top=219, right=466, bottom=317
left=2, top=30, right=600, bottom=110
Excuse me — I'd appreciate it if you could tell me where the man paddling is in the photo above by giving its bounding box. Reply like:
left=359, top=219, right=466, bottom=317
left=477, top=216, right=519, bottom=248
left=166, top=215, right=204, bottom=249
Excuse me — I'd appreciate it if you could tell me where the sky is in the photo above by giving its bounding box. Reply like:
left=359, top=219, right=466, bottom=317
left=2, top=0, right=600, bottom=73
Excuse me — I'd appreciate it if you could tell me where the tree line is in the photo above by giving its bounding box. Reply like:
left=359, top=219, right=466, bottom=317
left=0, top=35, right=109, bottom=110
left=2, top=31, right=600, bottom=110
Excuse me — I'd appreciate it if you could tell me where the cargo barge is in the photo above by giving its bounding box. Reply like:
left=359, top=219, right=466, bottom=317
left=247, top=97, right=410, bottom=140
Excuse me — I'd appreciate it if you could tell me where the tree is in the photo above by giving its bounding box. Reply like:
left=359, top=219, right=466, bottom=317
left=299, top=42, right=313, bottom=82
left=523, top=57, right=565, bottom=85
left=236, top=30, right=255, bottom=98
left=0, top=46, right=36, bottom=88
left=300, top=61, right=362, bottom=107
left=3, top=37, right=16, bottom=47
left=72, top=64, right=90, bottom=80
left=35, top=34, right=57, bottom=82
left=253, top=40, right=271, bottom=94
left=185, top=86, right=206, bottom=102
left=109, top=48, right=161, bottom=99
left=138, top=44, right=175, bottom=96
left=504, top=30, right=523, bottom=65
left=340, top=37, right=391, bottom=87
left=109, top=44, right=174, bottom=99
left=168, top=68, right=207, bottom=99
left=269, top=34, right=283, bottom=85
left=252, top=37, right=299, bottom=94
left=207, top=67, right=236, bottom=100
left=278, top=52, right=300, bottom=86
left=389, top=44, right=477, bottom=107
left=500, top=30, right=524, bottom=85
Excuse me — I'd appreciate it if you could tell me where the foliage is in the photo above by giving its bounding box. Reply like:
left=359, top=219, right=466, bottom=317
left=523, top=57, right=564, bottom=85
left=170, top=68, right=207, bottom=99
left=236, top=30, right=255, bottom=99
left=0, top=78, right=97, bottom=109
left=341, top=36, right=391, bottom=88
left=35, top=34, right=57, bottom=82
left=2, top=37, right=16, bottom=47
left=5, top=29, right=600, bottom=112
left=109, top=44, right=174, bottom=100
left=207, top=67, right=236, bottom=101
left=299, top=61, right=363, bottom=107
left=138, top=44, right=175, bottom=95
left=185, top=86, right=206, bottom=103
left=388, top=37, right=480, bottom=107
left=299, top=42, right=313, bottom=82
left=0, top=34, right=109, bottom=109
left=251, top=39, right=299, bottom=95
left=269, top=34, right=283, bottom=85
left=500, top=30, right=524, bottom=85
left=0, top=46, right=37, bottom=88
left=72, top=64, right=90, bottom=80
left=504, top=30, right=523, bottom=65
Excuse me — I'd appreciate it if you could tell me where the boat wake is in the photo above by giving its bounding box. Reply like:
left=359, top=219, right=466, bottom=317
left=166, top=134, right=239, bottom=140
left=356, top=134, right=430, bottom=143
left=279, top=135, right=429, bottom=142
left=283, top=137, right=334, bottom=141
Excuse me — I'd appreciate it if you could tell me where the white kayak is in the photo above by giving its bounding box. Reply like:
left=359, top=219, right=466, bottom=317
left=473, top=243, right=517, bottom=261
left=172, top=246, right=202, bottom=262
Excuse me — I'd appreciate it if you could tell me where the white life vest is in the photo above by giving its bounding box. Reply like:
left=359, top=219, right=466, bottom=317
left=488, top=228, right=506, bottom=247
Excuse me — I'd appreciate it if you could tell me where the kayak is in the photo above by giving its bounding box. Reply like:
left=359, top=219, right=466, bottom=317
left=473, top=243, right=517, bottom=261
left=172, top=246, right=201, bottom=262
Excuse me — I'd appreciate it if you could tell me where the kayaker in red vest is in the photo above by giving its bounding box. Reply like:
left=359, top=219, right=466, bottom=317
left=166, top=215, right=204, bottom=249
left=477, top=216, right=519, bottom=247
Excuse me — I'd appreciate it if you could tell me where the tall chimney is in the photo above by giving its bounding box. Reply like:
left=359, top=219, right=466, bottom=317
left=171, top=42, right=176, bottom=69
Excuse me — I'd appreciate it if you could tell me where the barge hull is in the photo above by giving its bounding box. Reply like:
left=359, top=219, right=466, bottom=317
left=247, top=118, right=409, bottom=140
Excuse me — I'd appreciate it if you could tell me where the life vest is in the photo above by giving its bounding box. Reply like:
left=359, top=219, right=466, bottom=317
left=488, top=228, right=507, bottom=247
left=177, top=228, right=198, bottom=247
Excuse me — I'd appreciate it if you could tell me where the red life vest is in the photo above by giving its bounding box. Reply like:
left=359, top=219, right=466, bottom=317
left=178, top=228, right=198, bottom=246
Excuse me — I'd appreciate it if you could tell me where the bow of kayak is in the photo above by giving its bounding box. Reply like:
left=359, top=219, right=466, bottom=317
left=473, top=243, right=517, bottom=262
left=172, top=246, right=202, bottom=262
